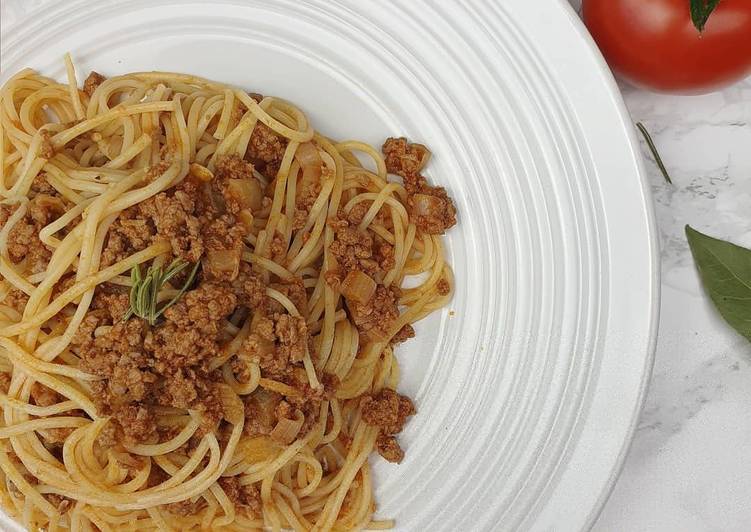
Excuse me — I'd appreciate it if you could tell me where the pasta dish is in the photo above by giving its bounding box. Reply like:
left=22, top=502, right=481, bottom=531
left=0, top=55, right=456, bottom=531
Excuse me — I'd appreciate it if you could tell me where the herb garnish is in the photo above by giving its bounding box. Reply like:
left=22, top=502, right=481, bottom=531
left=636, top=122, right=673, bottom=185
left=124, top=258, right=200, bottom=325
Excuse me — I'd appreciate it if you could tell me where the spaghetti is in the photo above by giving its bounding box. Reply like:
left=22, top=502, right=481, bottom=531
left=0, top=55, right=456, bottom=531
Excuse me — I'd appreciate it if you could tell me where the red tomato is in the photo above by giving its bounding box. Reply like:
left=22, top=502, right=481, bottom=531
left=583, top=0, right=751, bottom=94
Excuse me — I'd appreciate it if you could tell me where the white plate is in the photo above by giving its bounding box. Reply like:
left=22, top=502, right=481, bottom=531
left=0, top=1, right=659, bottom=530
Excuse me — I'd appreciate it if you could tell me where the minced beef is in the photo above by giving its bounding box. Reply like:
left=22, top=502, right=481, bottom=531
left=30, top=173, right=57, bottom=196
left=218, top=476, right=262, bottom=514
left=347, top=285, right=401, bottom=342
left=166, top=498, right=207, bottom=516
left=238, top=311, right=308, bottom=380
left=326, top=218, right=380, bottom=287
left=79, top=284, right=235, bottom=443
left=3, top=288, right=29, bottom=314
left=1, top=195, right=62, bottom=274
left=376, top=434, right=404, bottom=463
left=83, top=71, right=106, bottom=97
left=361, top=388, right=415, bottom=463
left=361, top=388, right=415, bottom=435
left=39, top=130, right=55, bottom=160
left=246, top=123, right=287, bottom=178
left=0, top=373, right=10, bottom=394
left=382, top=137, right=457, bottom=235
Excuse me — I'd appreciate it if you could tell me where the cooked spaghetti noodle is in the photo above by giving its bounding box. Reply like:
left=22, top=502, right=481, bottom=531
left=0, top=54, right=456, bottom=532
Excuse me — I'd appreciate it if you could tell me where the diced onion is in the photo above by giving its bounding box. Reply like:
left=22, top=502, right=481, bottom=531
left=204, top=248, right=241, bottom=280
left=189, top=162, right=214, bottom=182
left=411, top=193, right=444, bottom=217
left=412, top=143, right=431, bottom=172
left=217, top=383, right=244, bottom=425
left=295, top=142, right=321, bottom=169
left=295, top=142, right=322, bottom=187
left=341, top=270, right=376, bottom=304
left=227, top=178, right=264, bottom=211
left=237, top=209, right=254, bottom=231
left=249, top=389, right=281, bottom=432
left=237, top=435, right=280, bottom=462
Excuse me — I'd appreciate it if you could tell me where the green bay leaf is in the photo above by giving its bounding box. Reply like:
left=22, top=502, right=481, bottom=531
left=686, top=225, right=751, bottom=341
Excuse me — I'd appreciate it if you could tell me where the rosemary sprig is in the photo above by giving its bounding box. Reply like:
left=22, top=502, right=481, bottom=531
left=124, top=258, right=200, bottom=325
left=636, top=122, right=673, bottom=185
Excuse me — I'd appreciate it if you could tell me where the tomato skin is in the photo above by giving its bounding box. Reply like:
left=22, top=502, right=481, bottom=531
left=583, top=0, right=751, bottom=94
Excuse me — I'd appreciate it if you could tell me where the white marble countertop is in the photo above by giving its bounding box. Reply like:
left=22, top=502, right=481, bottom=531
left=592, top=74, right=751, bottom=532
left=577, top=12, right=751, bottom=532
left=3, top=1, right=751, bottom=530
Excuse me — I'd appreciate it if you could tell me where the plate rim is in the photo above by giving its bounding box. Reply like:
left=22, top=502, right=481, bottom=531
left=551, top=0, right=660, bottom=528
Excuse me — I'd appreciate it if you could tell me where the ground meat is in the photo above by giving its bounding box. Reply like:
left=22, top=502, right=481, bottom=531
left=213, top=155, right=261, bottom=215
left=436, top=278, right=451, bottom=296
left=382, top=137, right=430, bottom=192
left=267, top=277, right=307, bottom=316
left=375, top=434, right=404, bottom=463
left=91, top=288, right=131, bottom=321
left=346, top=202, right=369, bottom=226
left=30, top=383, right=84, bottom=445
left=83, top=71, right=106, bottom=97
left=391, top=324, right=415, bottom=345
left=215, top=154, right=254, bottom=182
left=45, top=426, right=77, bottom=445
left=82, top=319, right=155, bottom=405
left=291, top=209, right=308, bottom=231
left=3, top=198, right=57, bottom=274
left=246, top=123, right=287, bottom=177
left=44, top=493, right=72, bottom=514
left=361, top=388, right=415, bottom=435
left=112, top=405, right=157, bottom=444
left=201, top=214, right=245, bottom=281
left=374, top=239, right=395, bottom=272
left=382, top=137, right=457, bottom=235
left=39, top=130, right=55, bottom=160
left=96, top=421, right=118, bottom=449
left=408, top=186, right=457, bottom=235
left=269, top=232, right=287, bottom=264
left=242, top=389, right=282, bottom=436
left=231, top=356, right=253, bottom=383
left=218, top=476, right=262, bottom=514
left=327, top=218, right=380, bottom=286
left=230, top=262, right=267, bottom=310
left=30, top=383, right=60, bottom=407
left=80, top=280, right=235, bottom=442
left=161, top=282, right=236, bottom=338
left=3, top=288, right=29, bottom=314
left=0, top=373, right=11, bottom=394
left=239, top=312, right=309, bottom=380
left=292, top=181, right=322, bottom=231
left=347, top=285, right=401, bottom=342
left=100, top=205, right=156, bottom=267
left=30, top=173, right=57, bottom=196
left=274, top=314, right=308, bottom=364
left=139, top=182, right=204, bottom=262
left=166, top=498, right=207, bottom=516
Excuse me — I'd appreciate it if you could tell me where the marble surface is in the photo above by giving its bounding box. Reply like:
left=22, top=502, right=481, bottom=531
left=574, top=0, right=751, bottom=527
left=592, top=75, right=751, bottom=532
left=3, top=1, right=751, bottom=530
